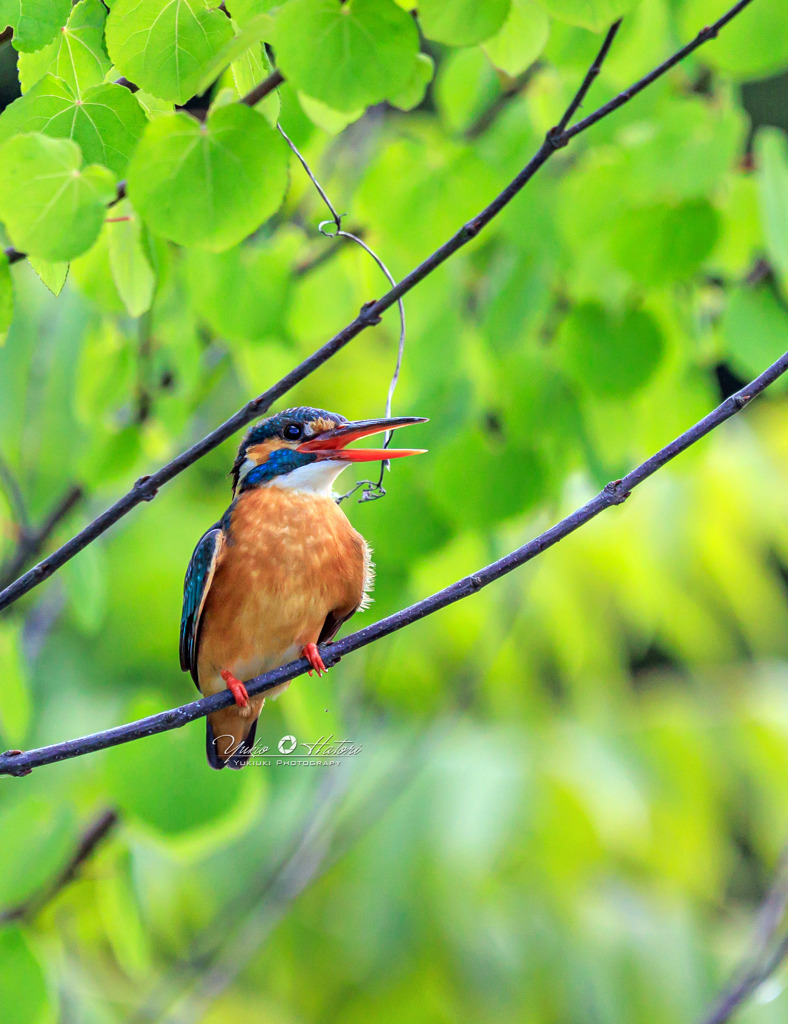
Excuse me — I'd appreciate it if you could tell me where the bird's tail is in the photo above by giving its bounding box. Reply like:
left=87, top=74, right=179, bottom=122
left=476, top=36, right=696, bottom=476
left=206, top=699, right=264, bottom=770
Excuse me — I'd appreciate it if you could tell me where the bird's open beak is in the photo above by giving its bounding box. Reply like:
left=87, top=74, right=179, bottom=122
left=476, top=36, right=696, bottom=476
left=297, top=416, right=428, bottom=462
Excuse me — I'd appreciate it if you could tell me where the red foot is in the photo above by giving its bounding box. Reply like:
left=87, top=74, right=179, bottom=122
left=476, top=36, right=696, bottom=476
left=302, top=643, right=327, bottom=677
left=220, top=669, right=249, bottom=707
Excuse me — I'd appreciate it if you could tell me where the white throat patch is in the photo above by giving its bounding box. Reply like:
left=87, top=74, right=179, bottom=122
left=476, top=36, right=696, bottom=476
left=270, top=460, right=349, bottom=497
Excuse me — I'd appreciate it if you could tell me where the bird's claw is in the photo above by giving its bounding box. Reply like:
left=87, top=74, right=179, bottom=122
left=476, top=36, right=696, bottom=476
left=220, top=669, right=249, bottom=707
left=302, top=643, right=327, bottom=677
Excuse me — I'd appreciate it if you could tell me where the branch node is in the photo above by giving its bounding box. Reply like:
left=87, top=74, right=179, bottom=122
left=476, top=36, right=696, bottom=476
left=545, top=127, right=569, bottom=151
left=359, top=300, right=382, bottom=326
left=133, top=475, right=158, bottom=500
left=1, top=749, right=31, bottom=776
left=734, top=393, right=752, bottom=408
left=604, top=479, right=631, bottom=505
left=460, top=221, right=480, bottom=240
left=700, top=23, right=719, bottom=39
left=468, top=574, right=483, bottom=591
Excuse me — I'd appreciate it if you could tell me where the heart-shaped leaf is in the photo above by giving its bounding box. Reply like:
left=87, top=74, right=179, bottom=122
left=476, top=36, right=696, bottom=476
left=17, top=0, right=111, bottom=95
left=534, top=0, right=639, bottom=32
left=0, top=0, right=70, bottom=52
left=274, top=0, right=419, bottom=112
left=126, top=104, right=289, bottom=251
left=0, top=75, right=147, bottom=176
left=0, top=134, right=116, bottom=261
left=418, top=0, right=511, bottom=46
left=106, top=0, right=235, bottom=104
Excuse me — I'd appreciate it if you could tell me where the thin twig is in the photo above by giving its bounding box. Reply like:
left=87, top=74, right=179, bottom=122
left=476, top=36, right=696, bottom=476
left=465, top=65, right=543, bottom=140
left=562, top=0, right=755, bottom=144
left=698, top=847, right=788, bottom=1024
left=0, top=452, right=30, bottom=533
left=0, top=0, right=754, bottom=613
left=240, top=68, right=284, bottom=108
left=0, top=354, right=783, bottom=776
left=555, top=20, right=621, bottom=134
left=0, top=808, right=118, bottom=922
left=0, top=485, right=83, bottom=592
left=136, top=310, right=154, bottom=425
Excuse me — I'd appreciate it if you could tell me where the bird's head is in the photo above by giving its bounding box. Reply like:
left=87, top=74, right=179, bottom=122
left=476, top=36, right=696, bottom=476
left=232, top=407, right=427, bottom=496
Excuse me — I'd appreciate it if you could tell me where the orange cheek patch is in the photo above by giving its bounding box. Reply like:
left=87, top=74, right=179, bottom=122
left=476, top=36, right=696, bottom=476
left=244, top=440, right=282, bottom=465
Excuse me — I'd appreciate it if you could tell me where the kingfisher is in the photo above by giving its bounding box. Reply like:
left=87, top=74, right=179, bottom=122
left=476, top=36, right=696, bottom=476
left=180, top=407, right=427, bottom=770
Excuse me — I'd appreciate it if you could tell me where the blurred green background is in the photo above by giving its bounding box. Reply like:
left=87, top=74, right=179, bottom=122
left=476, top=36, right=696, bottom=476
left=2, top=1, right=788, bottom=1021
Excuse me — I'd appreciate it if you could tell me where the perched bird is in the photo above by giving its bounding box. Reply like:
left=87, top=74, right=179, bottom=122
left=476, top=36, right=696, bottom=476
left=180, top=407, right=427, bottom=769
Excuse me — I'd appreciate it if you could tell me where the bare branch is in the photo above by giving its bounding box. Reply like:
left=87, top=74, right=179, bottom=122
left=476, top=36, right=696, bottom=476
left=0, top=808, right=118, bottom=922
left=240, top=68, right=285, bottom=107
left=698, top=847, right=788, bottom=1024
left=554, top=19, right=622, bottom=133
left=1, top=352, right=784, bottom=777
left=0, top=485, right=83, bottom=592
left=0, top=0, right=754, bottom=614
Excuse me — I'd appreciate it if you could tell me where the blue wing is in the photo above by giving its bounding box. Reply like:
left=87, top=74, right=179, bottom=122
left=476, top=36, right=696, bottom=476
left=180, top=524, right=224, bottom=685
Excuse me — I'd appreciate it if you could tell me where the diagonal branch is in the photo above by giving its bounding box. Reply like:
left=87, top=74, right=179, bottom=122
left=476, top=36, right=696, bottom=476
left=0, top=0, right=755, bottom=615
left=562, top=0, right=755, bottom=143
left=0, top=484, right=83, bottom=591
left=554, top=19, right=621, bottom=134
left=0, top=808, right=118, bottom=921
left=698, top=845, right=788, bottom=1024
left=1, top=350, right=785, bottom=777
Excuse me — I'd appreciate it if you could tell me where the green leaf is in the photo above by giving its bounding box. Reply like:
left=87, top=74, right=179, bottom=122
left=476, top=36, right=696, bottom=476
left=192, top=11, right=276, bottom=97
left=534, top=0, right=638, bottom=32
left=389, top=53, right=434, bottom=112
left=297, top=92, right=363, bottom=134
left=17, top=0, right=111, bottom=96
left=0, top=799, right=75, bottom=907
left=63, top=541, right=107, bottom=634
left=230, top=38, right=280, bottom=126
left=435, top=48, right=500, bottom=134
left=27, top=256, right=69, bottom=295
left=0, top=620, right=28, bottom=745
left=186, top=234, right=298, bottom=341
left=418, top=0, right=510, bottom=46
left=105, top=0, right=235, bottom=104
left=0, top=927, right=51, bottom=1024
left=127, top=105, right=289, bottom=251
left=107, top=201, right=156, bottom=317
left=610, top=200, right=719, bottom=285
left=432, top=429, right=548, bottom=529
left=0, top=0, right=70, bottom=52
left=0, top=76, right=148, bottom=176
left=722, top=285, right=788, bottom=380
left=482, top=0, right=550, bottom=75
left=755, top=128, right=788, bottom=293
left=70, top=225, right=126, bottom=312
left=0, top=253, right=12, bottom=346
left=0, top=134, right=116, bottom=262
left=557, top=303, right=665, bottom=397
left=105, top=696, right=261, bottom=838
left=226, top=0, right=279, bottom=22
left=274, top=0, right=420, bottom=112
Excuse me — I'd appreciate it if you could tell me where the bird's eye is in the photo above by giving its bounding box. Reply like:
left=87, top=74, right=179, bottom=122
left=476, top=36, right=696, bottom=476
left=283, top=423, right=302, bottom=440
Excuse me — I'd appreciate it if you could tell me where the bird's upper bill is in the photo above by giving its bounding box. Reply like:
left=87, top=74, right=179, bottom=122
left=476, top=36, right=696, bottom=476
left=296, top=416, right=428, bottom=462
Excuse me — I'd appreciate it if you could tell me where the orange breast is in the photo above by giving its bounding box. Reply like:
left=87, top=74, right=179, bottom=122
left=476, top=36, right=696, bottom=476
left=196, top=486, right=369, bottom=695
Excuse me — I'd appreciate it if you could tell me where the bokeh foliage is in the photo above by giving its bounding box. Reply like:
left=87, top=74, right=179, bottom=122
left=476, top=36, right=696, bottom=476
left=0, top=0, right=787, bottom=1021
